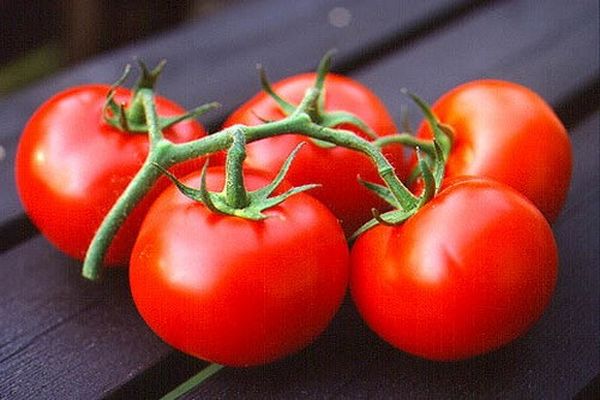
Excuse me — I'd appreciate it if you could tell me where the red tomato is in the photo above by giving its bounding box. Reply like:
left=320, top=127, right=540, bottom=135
left=15, top=84, right=206, bottom=265
left=224, top=73, right=406, bottom=236
left=130, top=167, right=349, bottom=366
left=414, top=80, right=572, bottom=222
left=351, top=177, right=558, bottom=361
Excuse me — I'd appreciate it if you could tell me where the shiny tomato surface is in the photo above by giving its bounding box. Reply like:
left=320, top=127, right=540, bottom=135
left=225, top=72, right=406, bottom=236
left=130, top=167, right=350, bottom=366
left=351, top=177, right=558, bottom=361
left=415, top=80, right=572, bottom=221
left=15, top=84, right=206, bottom=265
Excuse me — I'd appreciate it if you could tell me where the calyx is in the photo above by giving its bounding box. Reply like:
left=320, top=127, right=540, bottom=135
left=103, top=60, right=219, bottom=133
left=156, top=129, right=318, bottom=220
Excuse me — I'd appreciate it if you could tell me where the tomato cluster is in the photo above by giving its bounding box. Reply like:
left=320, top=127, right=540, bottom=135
left=223, top=72, right=407, bottom=236
left=15, top=62, right=570, bottom=365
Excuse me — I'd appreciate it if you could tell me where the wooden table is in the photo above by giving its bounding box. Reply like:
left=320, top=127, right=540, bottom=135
left=1, top=1, right=598, bottom=398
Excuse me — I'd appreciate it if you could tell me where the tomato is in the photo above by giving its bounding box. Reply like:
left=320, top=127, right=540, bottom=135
left=351, top=177, right=558, bottom=361
left=130, top=167, right=349, bottom=366
left=15, top=84, right=206, bottom=265
left=414, top=80, right=572, bottom=222
left=224, top=73, right=406, bottom=236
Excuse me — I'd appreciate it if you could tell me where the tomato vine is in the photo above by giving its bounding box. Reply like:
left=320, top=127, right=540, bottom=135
left=17, top=49, right=568, bottom=368
left=82, top=52, right=443, bottom=280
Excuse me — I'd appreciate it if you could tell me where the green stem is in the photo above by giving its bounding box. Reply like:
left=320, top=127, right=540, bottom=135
left=160, top=363, right=223, bottom=400
left=172, top=117, right=417, bottom=209
left=224, top=128, right=249, bottom=208
left=81, top=146, right=169, bottom=280
left=82, top=95, right=419, bottom=280
left=374, top=133, right=436, bottom=158
left=82, top=88, right=169, bottom=280
left=128, top=60, right=166, bottom=127
left=167, top=116, right=309, bottom=163
left=290, top=123, right=418, bottom=210
left=140, top=88, right=164, bottom=145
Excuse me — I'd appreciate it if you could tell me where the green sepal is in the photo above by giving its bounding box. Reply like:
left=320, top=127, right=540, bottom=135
left=154, top=142, right=319, bottom=220
left=372, top=133, right=435, bottom=157
left=321, top=110, right=378, bottom=140
left=415, top=147, right=435, bottom=207
left=252, top=142, right=305, bottom=199
left=152, top=161, right=223, bottom=215
left=258, top=65, right=295, bottom=115
left=103, top=61, right=219, bottom=133
left=312, top=50, right=381, bottom=143
left=103, top=64, right=133, bottom=130
left=406, top=164, right=422, bottom=186
left=349, top=207, right=415, bottom=243
left=432, top=139, right=446, bottom=192
left=401, top=88, right=452, bottom=160
left=159, top=102, right=221, bottom=131
left=314, top=49, right=336, bottom=93
left=310, top=138, right=337, bottom=148
left=197, top=161, right=223, bottom=215
left=259, top=50, right=378, bottom=149
left=357, top=176, right=400, bottom=207
left=351, top=142, right=444, bottom=241
left=406, top=139, right=446, bottom=193
left=133, top=59, right=166, bottom=92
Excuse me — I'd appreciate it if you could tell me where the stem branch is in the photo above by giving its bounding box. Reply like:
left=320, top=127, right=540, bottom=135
left=82, top=149, right=168, bottom=280
left=83, top=93, right=420, bottom=280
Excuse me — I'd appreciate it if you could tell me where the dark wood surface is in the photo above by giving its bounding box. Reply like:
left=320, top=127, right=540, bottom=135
left=0, top=0, right=598, bottom=398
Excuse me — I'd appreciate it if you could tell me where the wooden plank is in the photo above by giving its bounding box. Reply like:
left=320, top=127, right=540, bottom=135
left=0, top=237, right=173, bottom=399
left=0, top=0, right=472, bottom=235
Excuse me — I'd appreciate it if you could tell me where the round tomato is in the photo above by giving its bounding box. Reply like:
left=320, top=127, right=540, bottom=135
left=414, top=80, right=572, bottom=222
left=130, top=167, right=349, bottom=366
left=351, top=177, right=558, bottom=361
left=224, top=72, right=406, bottom=236
left=15, top=84, right=206, bottom=265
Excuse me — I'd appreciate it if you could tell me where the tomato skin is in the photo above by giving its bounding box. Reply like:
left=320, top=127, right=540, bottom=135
left=351, top=177, right=558, bottom=361
left=415, top=80, right=572, bottom=222
left=15, top=84, right=206, bottom=265
left=224, top=72, right=406, bottom=236
left=130, top=167, right=349, bottom=366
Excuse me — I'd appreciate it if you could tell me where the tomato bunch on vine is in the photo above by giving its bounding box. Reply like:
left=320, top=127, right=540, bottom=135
left=15, top=52, right=570, bottom=366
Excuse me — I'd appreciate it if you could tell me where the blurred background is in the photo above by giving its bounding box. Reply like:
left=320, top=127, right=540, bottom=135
left=0, top=0, right=238, bottom=95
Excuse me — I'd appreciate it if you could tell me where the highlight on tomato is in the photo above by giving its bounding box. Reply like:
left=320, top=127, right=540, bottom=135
left=413, top=79, right=572, bottom=222
left=129, top=166, right=350, bottom=366
left=350, top=177, right=558, bottom=361
left=15, top=64, right=209, bottom=266
left=224, top=69, right=407, bottom=236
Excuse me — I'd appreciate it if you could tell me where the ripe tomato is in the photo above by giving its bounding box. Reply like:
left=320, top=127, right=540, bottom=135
left=224, top=73, right=406, bottom=236
left=130, top=167, right=349, bottom=366
left=15, top=84, right=206, bottom=265
left=414, top=80, right=572, bottom=222
left=351, top=177, right=558, bottom=361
